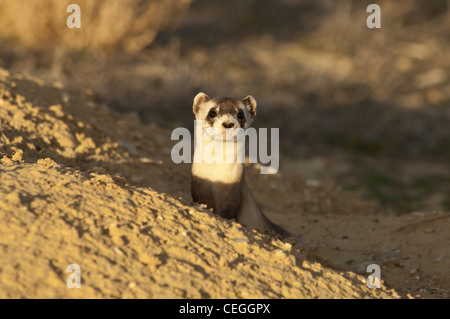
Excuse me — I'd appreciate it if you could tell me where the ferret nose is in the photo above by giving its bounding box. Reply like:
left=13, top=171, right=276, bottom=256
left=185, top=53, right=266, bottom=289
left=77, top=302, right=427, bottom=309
left=222, top=122, right=234, bottom=129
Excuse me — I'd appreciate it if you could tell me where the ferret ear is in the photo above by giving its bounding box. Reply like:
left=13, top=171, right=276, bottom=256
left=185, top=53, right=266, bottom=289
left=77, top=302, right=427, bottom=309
left=193, top=92, right=210, bottom=114
left=242, top=95, right=257, bottom=118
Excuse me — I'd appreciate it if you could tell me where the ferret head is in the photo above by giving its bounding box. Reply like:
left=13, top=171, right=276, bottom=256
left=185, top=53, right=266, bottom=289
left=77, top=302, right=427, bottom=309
left=193, top=92, right=257, bottom=133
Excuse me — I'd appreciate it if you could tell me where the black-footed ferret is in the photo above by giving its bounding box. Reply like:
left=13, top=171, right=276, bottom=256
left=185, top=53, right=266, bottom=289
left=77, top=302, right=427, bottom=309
left=191, top=92, right=295, bottom=240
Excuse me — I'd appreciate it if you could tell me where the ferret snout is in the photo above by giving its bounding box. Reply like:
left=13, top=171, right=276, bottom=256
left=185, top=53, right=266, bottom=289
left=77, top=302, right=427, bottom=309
left=222, top=122, right=234, bottom=129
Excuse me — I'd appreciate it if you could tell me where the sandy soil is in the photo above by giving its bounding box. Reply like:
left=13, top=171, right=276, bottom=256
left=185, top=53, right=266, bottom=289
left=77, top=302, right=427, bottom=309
left=0, top=68, right=447, bottom=298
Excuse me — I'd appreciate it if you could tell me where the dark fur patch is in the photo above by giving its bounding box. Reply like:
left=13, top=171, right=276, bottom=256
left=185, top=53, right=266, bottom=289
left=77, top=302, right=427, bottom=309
left=192, top=175, right=243, bottom=219
left=237, top=111, right=247, bottom=128
left=214, top=98, right=239, bottom=117
left=206, top=106, right=218, bottom=127
left=192, top=174, right=295, bottom=239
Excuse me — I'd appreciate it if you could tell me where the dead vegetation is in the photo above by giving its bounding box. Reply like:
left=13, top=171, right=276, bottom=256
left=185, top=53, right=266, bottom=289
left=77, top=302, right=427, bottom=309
left=0, top=0, right=191, bottom=52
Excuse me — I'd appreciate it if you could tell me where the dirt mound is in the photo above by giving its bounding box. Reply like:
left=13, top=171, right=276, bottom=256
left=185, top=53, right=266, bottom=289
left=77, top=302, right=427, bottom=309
left=0, top=68, right=406, bottom=298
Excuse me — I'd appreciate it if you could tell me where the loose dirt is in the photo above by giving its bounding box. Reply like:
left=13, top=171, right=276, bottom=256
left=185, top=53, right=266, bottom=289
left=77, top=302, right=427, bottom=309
left=0, top=68, right=447, bottom=298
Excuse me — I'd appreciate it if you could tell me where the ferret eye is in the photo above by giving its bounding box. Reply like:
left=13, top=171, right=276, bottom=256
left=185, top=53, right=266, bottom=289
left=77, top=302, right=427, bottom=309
left=237, top=111, right=244, bottom=119
left=208, top=110, right=217, bottom=118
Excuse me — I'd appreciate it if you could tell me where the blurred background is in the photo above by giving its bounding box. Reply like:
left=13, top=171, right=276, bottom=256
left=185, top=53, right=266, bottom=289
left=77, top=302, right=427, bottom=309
left=0, top=0, right=449, bottom=214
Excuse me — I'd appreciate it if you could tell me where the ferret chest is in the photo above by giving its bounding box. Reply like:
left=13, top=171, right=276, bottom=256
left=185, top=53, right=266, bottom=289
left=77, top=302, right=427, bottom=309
left=192, top=161, right=242, bottom=184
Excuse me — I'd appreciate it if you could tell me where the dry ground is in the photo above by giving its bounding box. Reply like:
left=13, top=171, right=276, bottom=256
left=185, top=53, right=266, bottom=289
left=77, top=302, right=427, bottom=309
left=0, top=68, right=448, bottom=298
left=0, top=0, right=449, bottom=299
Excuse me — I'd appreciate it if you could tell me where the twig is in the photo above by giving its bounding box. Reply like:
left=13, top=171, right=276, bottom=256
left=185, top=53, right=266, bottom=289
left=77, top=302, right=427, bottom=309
left=397, top=214, right=450, bottom=232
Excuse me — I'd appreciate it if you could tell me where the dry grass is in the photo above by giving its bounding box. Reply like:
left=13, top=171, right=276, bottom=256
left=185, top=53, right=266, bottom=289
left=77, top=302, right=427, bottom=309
left=0, top=0, right=191, bottom=52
